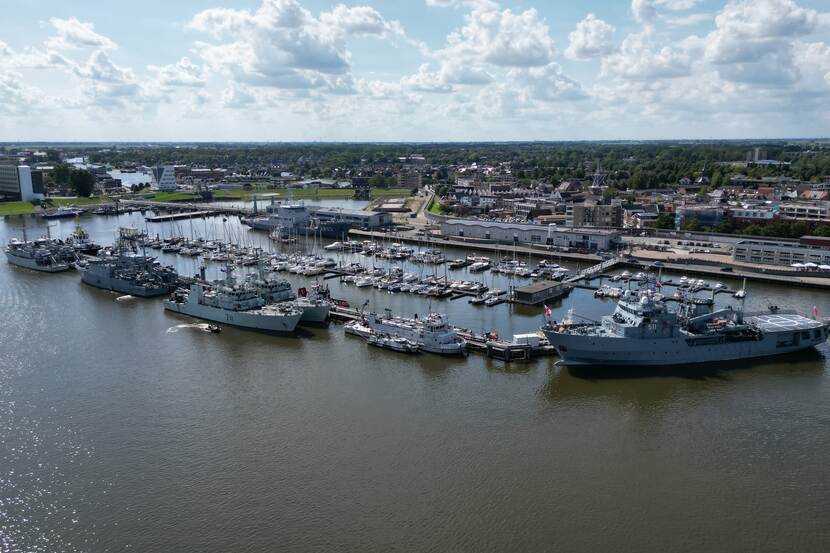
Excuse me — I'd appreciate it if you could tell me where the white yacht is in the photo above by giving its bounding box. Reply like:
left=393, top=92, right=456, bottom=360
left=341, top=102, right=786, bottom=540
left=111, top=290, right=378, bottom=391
left=364, top=309, right=466, bottom=355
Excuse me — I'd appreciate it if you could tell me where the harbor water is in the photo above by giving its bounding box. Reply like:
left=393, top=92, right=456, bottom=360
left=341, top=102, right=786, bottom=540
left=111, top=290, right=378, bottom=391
left=2, top=211, right=830, bottom=552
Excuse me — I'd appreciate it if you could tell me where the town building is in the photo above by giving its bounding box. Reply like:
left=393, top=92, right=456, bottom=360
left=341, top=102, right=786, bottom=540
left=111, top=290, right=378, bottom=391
left=351, top=176, right=371, bottom=200
left=676, top=205, right=725, bottom=227
left=152, top=165, right=178, bottom=192
left=310, top=206, right=392, bottom=228
left=729, top=206, right=776, bottom=223
left=0, top=164, right=45, bottom=201
left=566, top=202, right=623, bottom=228
left=746, top=147, right=768, bottom=163
left=190, top=167, right=228, bottom=181
left=733, top=238, right=830, bottom=266
left=398, top=155, right=427, bottom=169
left=439, top=219, right=619, bottom=251
left=778, top=202, right=830, bottom=222
left=397, top=172, right=421, bottom=189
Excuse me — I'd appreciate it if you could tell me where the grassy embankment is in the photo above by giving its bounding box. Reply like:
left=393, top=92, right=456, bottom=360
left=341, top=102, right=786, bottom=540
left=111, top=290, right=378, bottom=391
left=1, top=188, right=414, bottom=215
left=0, top=196, right=109, bottom=216
left=0, top=201, right=37, bottom=216
left=49, top=197, right=108, bottom=206
left=427, top=197, right=446, bottom=215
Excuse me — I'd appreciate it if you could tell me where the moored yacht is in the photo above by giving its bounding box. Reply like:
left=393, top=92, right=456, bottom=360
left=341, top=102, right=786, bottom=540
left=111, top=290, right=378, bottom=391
left=363, top=309, right=466, bottom=355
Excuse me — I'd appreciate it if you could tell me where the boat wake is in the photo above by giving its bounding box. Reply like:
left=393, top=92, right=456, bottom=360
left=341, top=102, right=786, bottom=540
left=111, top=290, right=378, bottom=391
left=166, top=323, right=215, bottom=333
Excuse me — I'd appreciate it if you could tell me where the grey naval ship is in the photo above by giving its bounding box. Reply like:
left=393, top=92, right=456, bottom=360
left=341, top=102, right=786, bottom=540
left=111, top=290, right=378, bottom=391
left=242, top=199, right=355, bottom=238
left=248, top=269, right=331, bottom=324
left=5, top=237, right=74, bottom=272
left=5, top=222, right=77, bottom=272
left=163, top=265, right=303, bottom=333
left=76, top=228, right=179, bottom=297
left=542, top=286, right=828, bottom=367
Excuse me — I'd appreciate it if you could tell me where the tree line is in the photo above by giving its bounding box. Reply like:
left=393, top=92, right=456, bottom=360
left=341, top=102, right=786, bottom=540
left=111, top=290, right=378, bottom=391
left=656, top=214, right=830, bottom=239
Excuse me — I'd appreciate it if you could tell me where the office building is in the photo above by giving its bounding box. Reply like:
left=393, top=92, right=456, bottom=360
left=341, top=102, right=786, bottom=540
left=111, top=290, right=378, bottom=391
left=152, top=165, right=178, bottom=192
left=397, top=172, right=421, bottom=189
left=0, top=164, right=45, bottom=201
left=778, top=202, right=830, bottom=222
left=566, top=202, right=623, bottom=228
left=733, top=239, right=830, bottom=266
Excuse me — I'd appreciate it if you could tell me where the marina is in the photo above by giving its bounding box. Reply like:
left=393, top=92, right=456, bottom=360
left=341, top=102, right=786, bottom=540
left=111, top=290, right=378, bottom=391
left=3, top=208, right=827, bottom=365
left=4, top=4, right=830, bottom=550
left=3, top=205, right=830, bottom=553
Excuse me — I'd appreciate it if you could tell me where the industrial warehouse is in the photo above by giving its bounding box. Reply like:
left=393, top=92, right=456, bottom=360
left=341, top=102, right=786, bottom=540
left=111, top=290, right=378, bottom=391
left=439, top=219, right=619, bottom=251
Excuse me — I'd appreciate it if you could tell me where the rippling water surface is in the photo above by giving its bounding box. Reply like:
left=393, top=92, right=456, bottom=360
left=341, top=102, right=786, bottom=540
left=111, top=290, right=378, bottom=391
left=2, top=212, right=830, bottom=552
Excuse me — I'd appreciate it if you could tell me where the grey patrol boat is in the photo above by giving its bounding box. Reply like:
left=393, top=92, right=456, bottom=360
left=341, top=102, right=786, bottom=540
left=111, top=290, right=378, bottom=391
left=542, top=285, right=829, bottom=367
left=4, top=223, right=76, bottom=272
left=246, top=264, right=331, bottom=324
left=76, top=227, right=179, bottom=297
left=164, top=264, right=303, bottom=333
left=5, top=238, right=73, bottom=272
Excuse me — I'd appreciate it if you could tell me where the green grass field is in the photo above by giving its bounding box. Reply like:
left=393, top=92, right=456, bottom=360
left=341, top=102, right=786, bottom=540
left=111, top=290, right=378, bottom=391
left=211, top=187, right=413, bottom=201
left=0, top=201, right=37, bottom=216
left=149, top=192, right=201, bottom=202
left=427, top=198, right=446, bottom=215
left=49, top=197, right=108, bottom=206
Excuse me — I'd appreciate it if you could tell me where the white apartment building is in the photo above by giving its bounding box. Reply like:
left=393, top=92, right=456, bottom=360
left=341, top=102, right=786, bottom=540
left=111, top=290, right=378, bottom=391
left=778, top=202, right=830, bottom=222
left=152, top=165, right=178, bottom=192
left=733, top=239, right=830, bottom=266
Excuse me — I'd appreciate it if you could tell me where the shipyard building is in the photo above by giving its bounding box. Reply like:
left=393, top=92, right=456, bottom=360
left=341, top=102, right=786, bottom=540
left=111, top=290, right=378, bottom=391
left=732, top=237, right=830, bottom=266
left=439, top=219, right=618, bottom=251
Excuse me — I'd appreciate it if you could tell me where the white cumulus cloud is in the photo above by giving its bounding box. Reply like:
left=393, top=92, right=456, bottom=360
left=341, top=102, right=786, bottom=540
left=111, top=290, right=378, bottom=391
left=188, top=0, right=405, bottom=93
left=565, top=14, right=615, bottom=60
left=46, top=17, right=117, bottom=50
left=601, top=33, right=692, bottom=80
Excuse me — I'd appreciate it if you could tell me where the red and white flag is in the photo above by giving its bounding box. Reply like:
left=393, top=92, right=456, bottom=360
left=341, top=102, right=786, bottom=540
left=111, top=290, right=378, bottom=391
left=544, top=305, right=552, bottom=317
left=812, top=306, right=820, bottom=319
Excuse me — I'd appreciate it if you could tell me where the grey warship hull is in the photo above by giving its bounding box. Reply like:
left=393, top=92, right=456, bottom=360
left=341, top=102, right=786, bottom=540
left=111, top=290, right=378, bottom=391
left=78, top=265, right=174, bottom=297
left=5, top=251, right=71, bottom=273
left=163, top=299, right=302, bottom=333
left=544, top=312, right=828, bottom=367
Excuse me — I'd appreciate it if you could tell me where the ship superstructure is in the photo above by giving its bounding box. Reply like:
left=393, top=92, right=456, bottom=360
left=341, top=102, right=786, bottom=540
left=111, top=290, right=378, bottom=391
left=76, top=227, right=179, bottom=296
left=542, top=285, right=828, bottom=367
left=163, top=264, right=302, bottom=333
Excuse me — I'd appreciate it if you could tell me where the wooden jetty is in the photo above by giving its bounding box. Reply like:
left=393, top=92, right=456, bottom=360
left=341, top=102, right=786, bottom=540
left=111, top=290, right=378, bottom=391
left=145, top=210, right=218, bottom=222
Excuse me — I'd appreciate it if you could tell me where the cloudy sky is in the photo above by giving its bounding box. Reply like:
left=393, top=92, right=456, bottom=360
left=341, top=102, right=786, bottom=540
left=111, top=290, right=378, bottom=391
left=1, top=0, right=829, bottom=141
